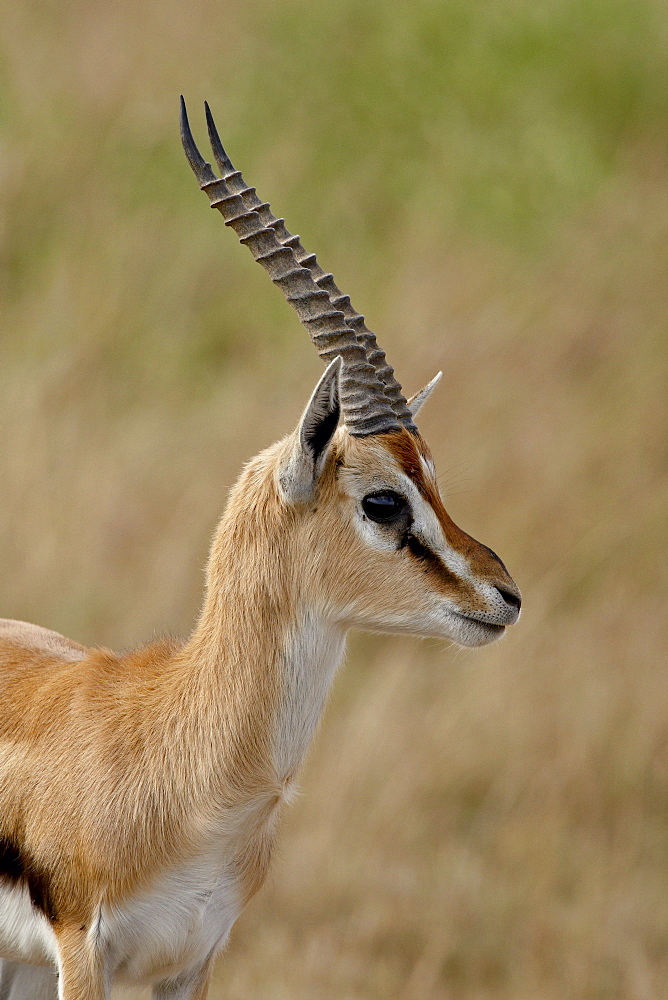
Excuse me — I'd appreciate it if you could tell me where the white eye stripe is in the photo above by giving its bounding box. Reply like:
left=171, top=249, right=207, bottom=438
left=393, top=472, right=477, bottom=582
left=394, top=473, right=438, bottom=536
left=419, top=454, right=436, bottom=478
left=354, top=512, right=400, bottom=552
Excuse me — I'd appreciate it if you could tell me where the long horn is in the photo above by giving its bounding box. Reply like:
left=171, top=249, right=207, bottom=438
left=203, top=102, right=417, bottom=435
left=181, top=99, right=400, bottom=437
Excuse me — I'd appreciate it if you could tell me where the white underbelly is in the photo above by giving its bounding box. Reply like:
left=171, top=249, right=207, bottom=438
left=101, top=856, right=242, bottom=985
left=0, top=882, right=57, bottom=966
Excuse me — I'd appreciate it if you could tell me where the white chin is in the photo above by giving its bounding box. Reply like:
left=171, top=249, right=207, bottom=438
left=449, top=616, right=506, bottom=648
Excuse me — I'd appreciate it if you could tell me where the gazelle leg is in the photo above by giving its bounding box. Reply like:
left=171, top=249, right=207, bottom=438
left=0, top=960, right=58, bottom=1000
left=152, top=953, right=215, bottom=1000
left=55, top=924, right=108, bottom=1000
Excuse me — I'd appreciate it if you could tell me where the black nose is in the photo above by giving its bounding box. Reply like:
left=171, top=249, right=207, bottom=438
left=495, top=586, right=522, bottom=612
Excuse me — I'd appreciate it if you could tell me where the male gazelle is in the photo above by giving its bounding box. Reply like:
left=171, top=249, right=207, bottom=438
left=0, top=100, right=521, bottom=1000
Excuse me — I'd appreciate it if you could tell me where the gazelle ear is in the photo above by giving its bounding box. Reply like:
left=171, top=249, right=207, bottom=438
left=278, top=357, right=342, bottom=503
left=407, top=371, right=442, bottom=417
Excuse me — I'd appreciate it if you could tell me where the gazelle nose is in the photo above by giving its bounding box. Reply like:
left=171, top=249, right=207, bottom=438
left=494, top=586, right=522, bottom=612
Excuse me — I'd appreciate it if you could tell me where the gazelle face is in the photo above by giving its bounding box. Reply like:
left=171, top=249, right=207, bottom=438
left=315, top=428, right=521, bottom=647
left=275, top=361, right=521, bottom=648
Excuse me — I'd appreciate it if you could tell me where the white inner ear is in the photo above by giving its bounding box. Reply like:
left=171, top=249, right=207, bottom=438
left=408, top=371, right=442, bottom=417
left=278, top=357, right=341, bottom=504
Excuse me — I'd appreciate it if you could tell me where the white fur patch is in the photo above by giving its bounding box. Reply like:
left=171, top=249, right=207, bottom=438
left=419, top=454, right=436, bottom=479
left=0, top=882, right=58, bottom=966
left=273, top=612, right=346, bottom=781
left=98, top=852, right=241, bottom=986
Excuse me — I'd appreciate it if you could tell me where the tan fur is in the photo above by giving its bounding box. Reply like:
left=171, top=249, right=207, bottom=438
left=55, top=924, right=106, bottom=1000
left=0, top=620, right=87, bottom=661
left=0, top=423, right=519, bottom=998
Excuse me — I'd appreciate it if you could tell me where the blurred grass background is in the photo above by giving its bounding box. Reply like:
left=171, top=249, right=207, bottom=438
left=1, top=0, right=667, bottom=997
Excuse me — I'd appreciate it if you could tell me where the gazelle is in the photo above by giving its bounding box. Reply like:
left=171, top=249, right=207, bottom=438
left=0, top=99, right=521, bottom=1000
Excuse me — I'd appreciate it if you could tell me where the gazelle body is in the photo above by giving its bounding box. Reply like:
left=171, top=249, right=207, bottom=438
left=0, top=103, right=520, bottom=1000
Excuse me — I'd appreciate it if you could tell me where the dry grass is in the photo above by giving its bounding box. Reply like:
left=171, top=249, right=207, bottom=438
left=1, top=1, right=666, bottom=997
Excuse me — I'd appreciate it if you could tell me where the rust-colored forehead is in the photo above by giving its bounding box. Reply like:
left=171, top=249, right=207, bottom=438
left=381, top=429, right=437, bottom=503
left=337, top=428, right=433, bottom=488
left=336, top=427, right=437, bottom=500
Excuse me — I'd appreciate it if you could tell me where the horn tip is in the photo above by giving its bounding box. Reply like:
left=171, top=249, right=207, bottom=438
left=205, top=102, right=234, bottom=174
left=180, top=95, right=212, bottom=179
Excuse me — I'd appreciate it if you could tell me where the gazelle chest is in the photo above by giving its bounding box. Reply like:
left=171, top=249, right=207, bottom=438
left=99, top=847, right=242, bottom=985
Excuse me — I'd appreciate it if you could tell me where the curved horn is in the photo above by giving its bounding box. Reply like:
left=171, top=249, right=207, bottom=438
left=203, top=102, right=417, bottom=435
left=180, top=99, right=400, bottom=437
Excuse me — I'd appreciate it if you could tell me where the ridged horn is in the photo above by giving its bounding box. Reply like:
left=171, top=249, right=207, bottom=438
left=203, top=101, right=417, bottom=435
left=181, top=98, right=400, bottom=437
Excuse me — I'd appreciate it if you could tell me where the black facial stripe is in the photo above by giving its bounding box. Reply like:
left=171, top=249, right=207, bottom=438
left=405, top=534, right=428, bottom=560
left=401, top=533, right=457, bottom=584
left=0, top=833, right=58, bottom=922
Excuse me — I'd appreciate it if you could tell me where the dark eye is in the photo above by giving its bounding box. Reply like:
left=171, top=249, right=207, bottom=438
left=362, top=491, right=407, bottom=523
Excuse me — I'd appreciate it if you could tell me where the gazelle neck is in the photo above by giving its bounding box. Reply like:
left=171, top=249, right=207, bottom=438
left=272, top=609, right=346, bottom=782
left=181, top=447, right=347, bottom=800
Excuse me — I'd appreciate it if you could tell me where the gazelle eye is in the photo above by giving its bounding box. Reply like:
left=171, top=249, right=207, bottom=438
left=362, top=491, right=407, bottom=523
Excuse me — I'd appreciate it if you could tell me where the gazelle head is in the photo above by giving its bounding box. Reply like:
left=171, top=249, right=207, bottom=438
left=181, top=100, right=521, bottom=648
